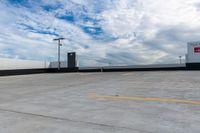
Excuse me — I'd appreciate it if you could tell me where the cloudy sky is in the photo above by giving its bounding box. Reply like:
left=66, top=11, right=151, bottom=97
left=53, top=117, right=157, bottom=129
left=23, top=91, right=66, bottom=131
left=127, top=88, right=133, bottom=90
left=0, top=0, right=200, bottom=66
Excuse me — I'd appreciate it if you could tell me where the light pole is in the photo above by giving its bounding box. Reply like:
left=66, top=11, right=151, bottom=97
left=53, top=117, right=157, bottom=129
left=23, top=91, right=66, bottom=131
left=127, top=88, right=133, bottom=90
left=179, top=56, right=182, bottom=64
left=53, top=38, right=65, bottom=70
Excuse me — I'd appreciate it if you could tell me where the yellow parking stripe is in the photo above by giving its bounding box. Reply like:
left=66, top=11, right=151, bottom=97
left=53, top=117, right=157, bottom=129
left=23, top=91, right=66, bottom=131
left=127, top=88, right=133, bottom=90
left=93, top=95, right=200, bottom=105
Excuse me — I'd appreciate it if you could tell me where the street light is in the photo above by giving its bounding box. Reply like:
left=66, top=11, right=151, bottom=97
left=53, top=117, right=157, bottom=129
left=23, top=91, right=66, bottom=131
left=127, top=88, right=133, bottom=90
left=53, top=37, right=65, bottom=70
left=179, top=56, right=182, bottom=64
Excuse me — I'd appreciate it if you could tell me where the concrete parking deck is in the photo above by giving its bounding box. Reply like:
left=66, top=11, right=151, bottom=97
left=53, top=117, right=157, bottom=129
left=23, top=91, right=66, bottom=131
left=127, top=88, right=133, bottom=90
left=0, top=71, right=199, bottom=133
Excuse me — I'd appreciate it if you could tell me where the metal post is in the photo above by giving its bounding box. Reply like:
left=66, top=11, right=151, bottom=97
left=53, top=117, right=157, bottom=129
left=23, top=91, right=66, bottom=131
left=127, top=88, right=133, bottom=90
left=101, top=67, right=103, bottom=72
left=179, top=56, right=182, bottom=64
left=58, top=40, right=60, bottom=70
left=44, top=60, right=46, bottom=68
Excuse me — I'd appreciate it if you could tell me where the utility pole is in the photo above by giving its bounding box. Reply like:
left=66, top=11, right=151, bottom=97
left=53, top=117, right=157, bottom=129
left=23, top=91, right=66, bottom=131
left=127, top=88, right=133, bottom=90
left=53, top=38, right=65, bottom=70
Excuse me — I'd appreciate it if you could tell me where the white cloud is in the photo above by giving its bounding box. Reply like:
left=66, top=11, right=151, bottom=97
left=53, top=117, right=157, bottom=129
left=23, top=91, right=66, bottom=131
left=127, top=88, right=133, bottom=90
left=97, top=0, right=200, bottom=65
left=0, top=0, right=200, bottom=66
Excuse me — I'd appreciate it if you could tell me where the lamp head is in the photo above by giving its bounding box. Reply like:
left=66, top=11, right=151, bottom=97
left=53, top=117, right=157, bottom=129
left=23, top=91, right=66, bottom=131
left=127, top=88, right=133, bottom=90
left=53, top=37, right=65, bottom=41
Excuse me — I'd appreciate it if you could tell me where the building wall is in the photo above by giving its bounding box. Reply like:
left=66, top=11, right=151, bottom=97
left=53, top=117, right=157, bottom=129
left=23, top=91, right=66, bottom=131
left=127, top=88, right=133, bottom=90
left=187, top=42, right=200, bottom=63
left=0, top=58, right=49, bottom=70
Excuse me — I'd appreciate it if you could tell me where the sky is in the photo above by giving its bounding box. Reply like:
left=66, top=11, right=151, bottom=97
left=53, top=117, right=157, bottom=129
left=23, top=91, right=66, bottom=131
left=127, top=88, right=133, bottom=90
left=0, top=0, right=200, bottom=66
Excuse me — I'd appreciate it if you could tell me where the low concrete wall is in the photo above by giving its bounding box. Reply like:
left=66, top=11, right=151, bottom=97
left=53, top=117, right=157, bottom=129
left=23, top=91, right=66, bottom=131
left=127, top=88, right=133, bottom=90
left=186, top=63, right=200, bottom=70
left=79, top=64, right=186, bottom=72
left=0, top=69, right=47, bottom=76
left=0, top=58, right=49, bottom=70
left=0, top=57, right=198, bottom=76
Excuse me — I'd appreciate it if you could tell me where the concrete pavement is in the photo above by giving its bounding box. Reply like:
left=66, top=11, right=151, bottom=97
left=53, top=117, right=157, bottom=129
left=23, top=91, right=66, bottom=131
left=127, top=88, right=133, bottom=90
left=0, top=71, right=199, bottom=133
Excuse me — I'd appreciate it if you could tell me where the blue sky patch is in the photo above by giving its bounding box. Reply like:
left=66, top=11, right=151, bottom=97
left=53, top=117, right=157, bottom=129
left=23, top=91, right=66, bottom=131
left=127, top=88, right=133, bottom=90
left=56, top=11, right=75, bottom=23
left=19, top=23, right=59, bottom=36
left=80, top=14, right=100, bottom=25
left=8, top=0, right=31, bottom=8
left=42, top=3, right=62, bottom=12
left=81, top=26, right=103, bottom=35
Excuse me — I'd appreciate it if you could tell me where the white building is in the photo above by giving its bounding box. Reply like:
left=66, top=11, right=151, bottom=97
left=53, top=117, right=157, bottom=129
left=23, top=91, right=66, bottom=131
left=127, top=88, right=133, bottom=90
left=186, top=42, right=200, bottom=63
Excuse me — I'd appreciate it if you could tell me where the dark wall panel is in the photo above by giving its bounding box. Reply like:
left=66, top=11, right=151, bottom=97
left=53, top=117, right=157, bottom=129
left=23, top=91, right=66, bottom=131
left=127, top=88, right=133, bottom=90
left=68, top=52, right=76, bottom=68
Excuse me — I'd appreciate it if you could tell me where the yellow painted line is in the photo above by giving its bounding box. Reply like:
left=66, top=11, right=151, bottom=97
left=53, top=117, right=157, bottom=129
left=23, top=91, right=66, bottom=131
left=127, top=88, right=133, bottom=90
left=93, top=95, right=200, bottom=105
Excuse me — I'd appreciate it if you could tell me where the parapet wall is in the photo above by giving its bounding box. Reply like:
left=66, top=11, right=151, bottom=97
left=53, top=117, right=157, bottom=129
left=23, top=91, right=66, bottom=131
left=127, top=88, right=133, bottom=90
left=0, top=57, right=200, bottom=76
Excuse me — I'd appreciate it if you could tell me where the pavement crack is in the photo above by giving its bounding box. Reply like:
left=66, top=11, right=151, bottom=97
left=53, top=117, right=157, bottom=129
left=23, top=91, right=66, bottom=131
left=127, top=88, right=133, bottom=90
left=0, top=108, right=152, bottom=133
